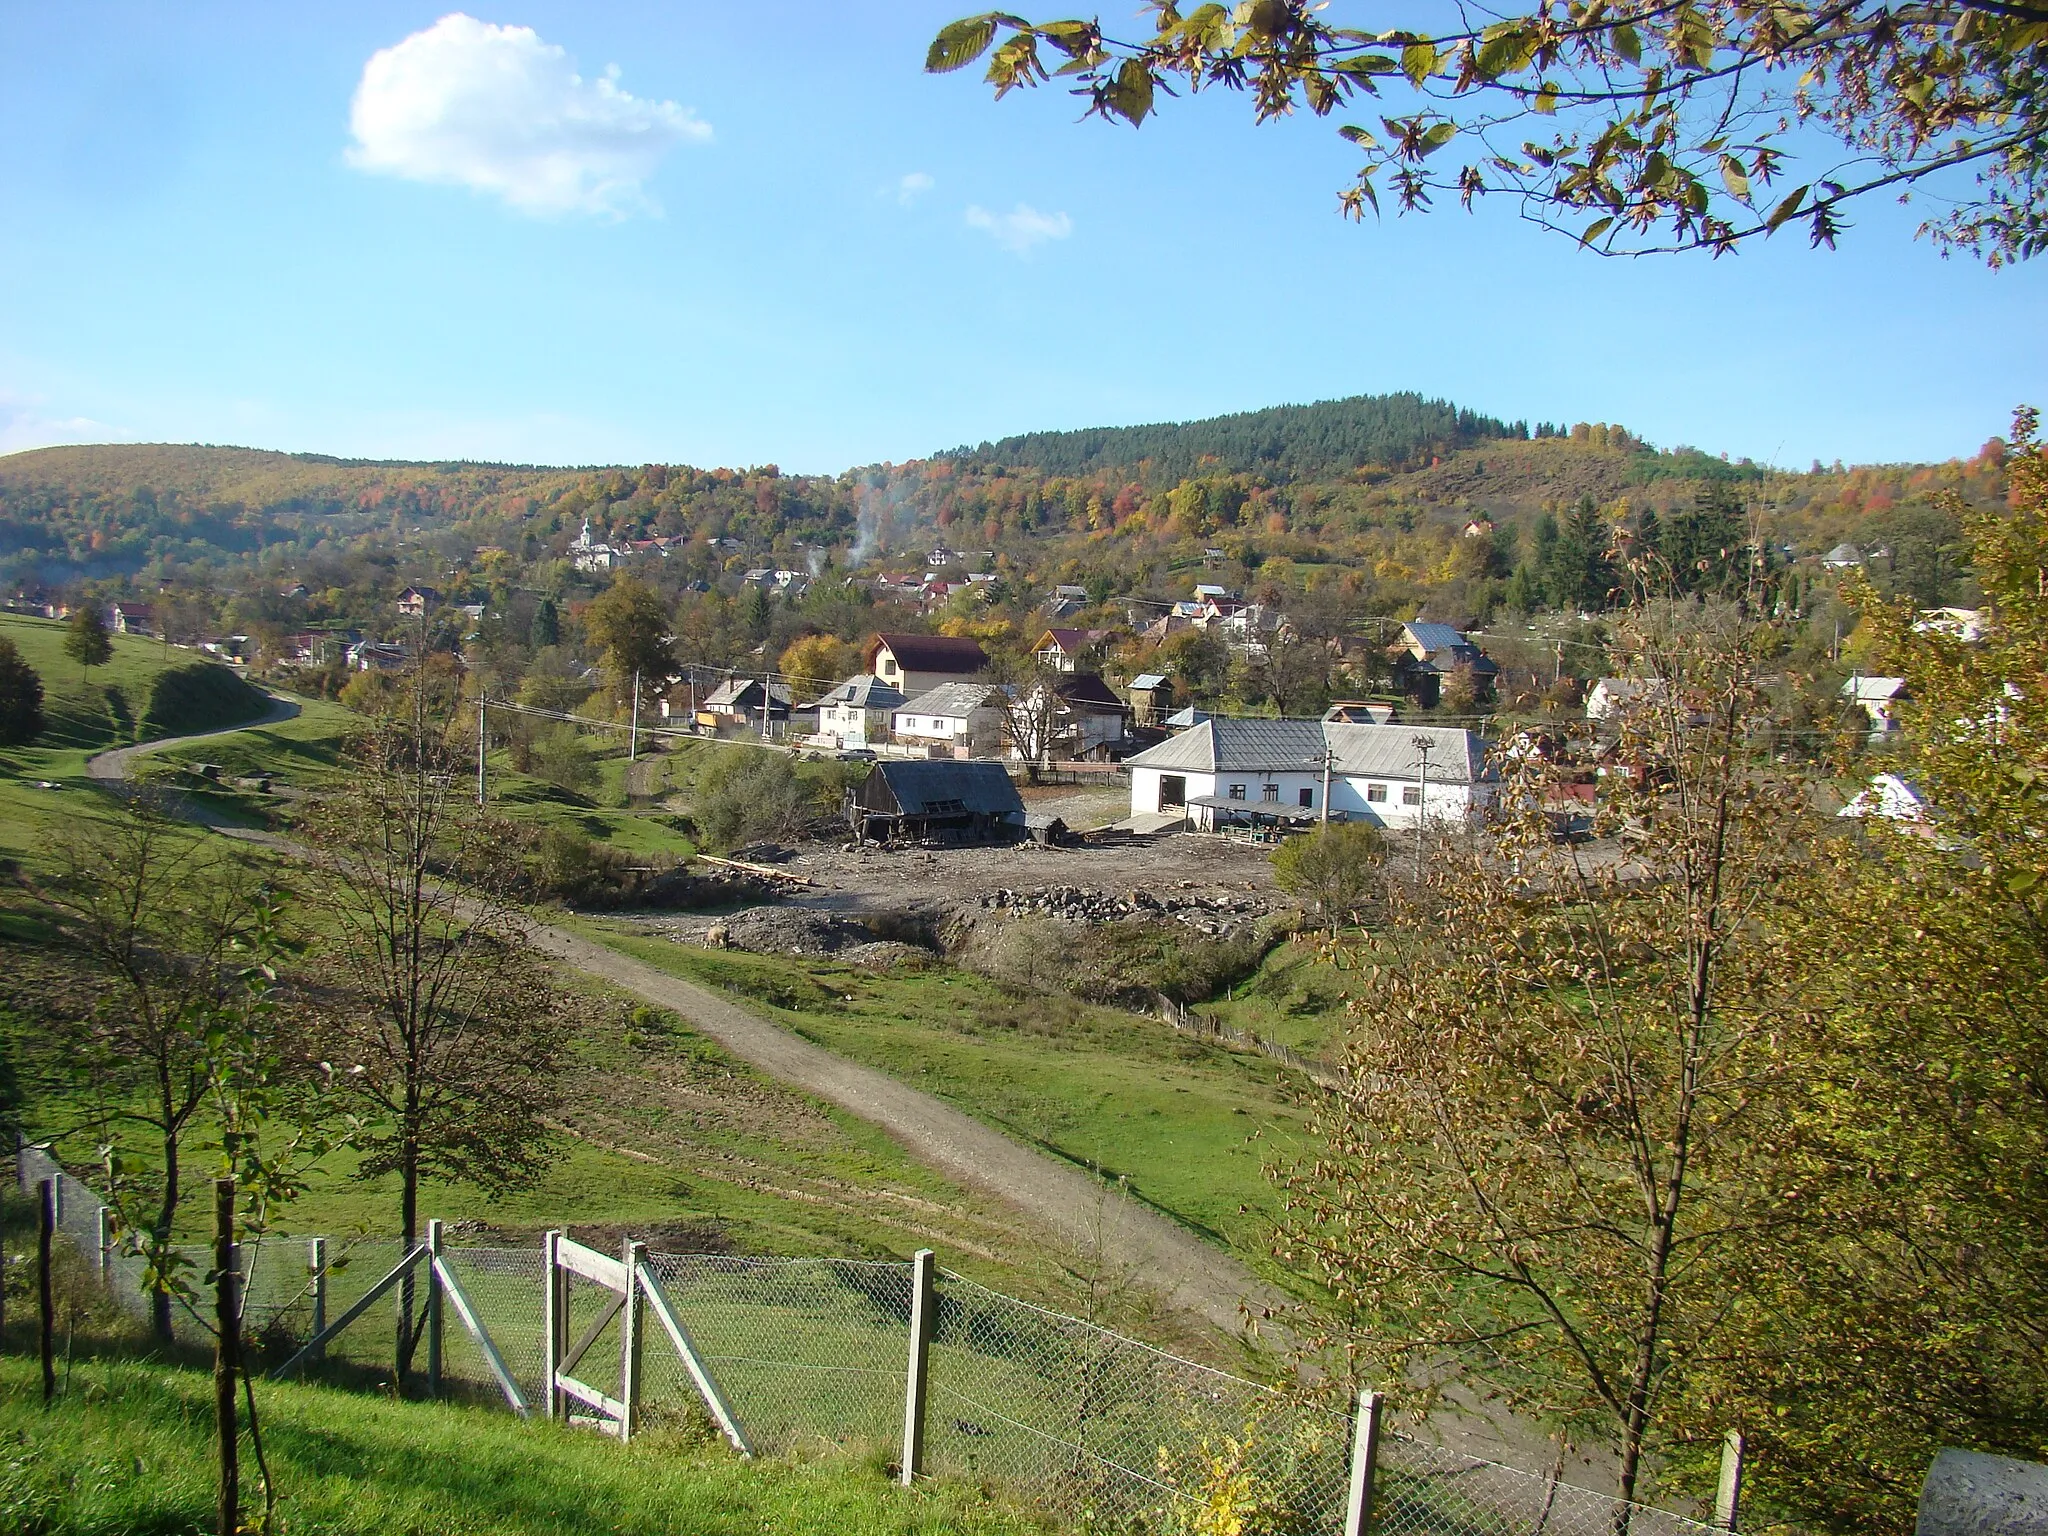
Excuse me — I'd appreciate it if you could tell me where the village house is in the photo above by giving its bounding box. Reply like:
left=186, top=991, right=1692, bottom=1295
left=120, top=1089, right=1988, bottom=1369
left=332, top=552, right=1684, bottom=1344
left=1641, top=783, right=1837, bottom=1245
left=813, top=675, right=905, bottom=749
left=106, top=601, right=155, bottom=636
left=1033, top=627, right=1116, bottom=673
left=864, top=632, right=990, bottom=697
left=347, top=640, right=410, bottom=673
left=1389, top=621, right=1499, bottom=707
left=892, top=681, right=1008, bottom=758
left=1026, top=673, right=1130, bottom=761
left=1124, top=717, right=1496, bottom=832
left=395, top=586, right=439, bottom=618
left=1126, top=673, right=1176, bottom=727
left=699, top=677, right=792, bottom=731
left=1914, top=606, right=1989, bottom=643
left=1586, top=676, right=1664, bottom=721
left=1843, top=674, right=1908, bottom=736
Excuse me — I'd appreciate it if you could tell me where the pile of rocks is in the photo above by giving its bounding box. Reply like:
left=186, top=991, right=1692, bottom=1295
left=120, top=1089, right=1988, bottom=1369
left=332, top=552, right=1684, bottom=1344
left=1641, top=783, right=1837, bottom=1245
left=978, top=885, right=1269, bottom=932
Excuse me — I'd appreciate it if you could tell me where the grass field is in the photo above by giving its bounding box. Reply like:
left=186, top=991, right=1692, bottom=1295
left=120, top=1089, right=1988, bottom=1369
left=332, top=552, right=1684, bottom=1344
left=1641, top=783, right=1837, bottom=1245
left=564, top=922, right=1314, bottom=1293
left=0, top=613, right=269, bottom=860
left=1191, top=938, right=1359, bottom=1057
left=0, top=1351, right=1047, bottom=1536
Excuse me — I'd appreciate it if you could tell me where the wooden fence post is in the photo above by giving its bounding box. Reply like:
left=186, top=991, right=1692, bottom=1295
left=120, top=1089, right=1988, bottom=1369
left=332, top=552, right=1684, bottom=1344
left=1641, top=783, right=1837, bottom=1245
left=619, top=1240, right=646, bottom=1443
left=542, top=1231, right=563, bottom=1421
left=37, top=1180, right=55, bottom=1405
left=1344, top=1389, right=1384, bottom=1536
left=213, top=1178, right=238, bottom=1536
left=308, top=1238, right=327, bottom=1363
left=1715, top=1429, right=1745, bottom=1532
left=96, top=1205, right=112, bottom=1282
left=900, top=1249, right=936, bottom=1488
left=426, top=1220, right=444, bottom=1398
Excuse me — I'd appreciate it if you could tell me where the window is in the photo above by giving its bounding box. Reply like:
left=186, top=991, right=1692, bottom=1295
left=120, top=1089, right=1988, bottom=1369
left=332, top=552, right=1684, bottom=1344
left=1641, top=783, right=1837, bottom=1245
left=1262, top=783, right=1281, bottom=803
left=1299, top=787, right=1314, bottom=808
left=1403, top=785, right=1423, bottom=806
left=1228, top=783, right=1247, bottom=801
left=1366, top=783, right=1388, bottom=803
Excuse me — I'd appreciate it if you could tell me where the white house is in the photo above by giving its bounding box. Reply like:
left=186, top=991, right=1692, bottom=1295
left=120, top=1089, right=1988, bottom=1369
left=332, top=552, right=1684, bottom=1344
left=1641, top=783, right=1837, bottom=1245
left=1914, top=607, right=1989, bottom=643
left=864, top=633, right=990, bottom=697
left=1586, top=677, right=1665, bottom=721
left=1124, top=717, right=1496, bottom=831
left=814, top=675, right=906, bottom=749
left=1843, top=674, right=1908, bottom=735
left=1838, top=773, right=1929, bottom=824
left=892, top=681, right=1008, bottom=757
left=1822, top=542, right=1864, bottom=570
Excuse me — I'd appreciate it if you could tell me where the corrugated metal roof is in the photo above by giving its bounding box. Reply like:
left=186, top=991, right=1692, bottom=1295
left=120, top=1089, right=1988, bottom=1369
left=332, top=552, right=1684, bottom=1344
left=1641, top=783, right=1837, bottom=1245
left=1129, top=673, right=1169, bottom=690
left=1404, top=621, right=1472, bottom=654
left=862, top=759, right=1024, bottom=816
left=897, top=681, right=1006, bottom=719
left=819, top=675, right=905, bottom=709
left=1125, top=717, right=1491, bottom=783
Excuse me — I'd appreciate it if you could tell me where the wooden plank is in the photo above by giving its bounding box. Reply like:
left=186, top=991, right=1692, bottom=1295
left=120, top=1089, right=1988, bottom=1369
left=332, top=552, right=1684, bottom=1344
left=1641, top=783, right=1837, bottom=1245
left=558, top=1291, right=626, bottom=1377
left=1343, top=1390, right=1384, bottom=1536
left=554, top=1371, right=627, bottom=1422
left=542, top=1232, right=561, bottom=1421
left=619, top=1241, right=645, bottom=1443
left=900, top=1249, right=935, bottom=1486
left=692, top=853, right=812, bottom=885
left=637, top=1260, right=753, bottom=1457
left=269, top=1245, right=428, bottom=1379
left=554, top=1236, right=629, bottom=1292
left=431, top=1254, right=531, bottom=1418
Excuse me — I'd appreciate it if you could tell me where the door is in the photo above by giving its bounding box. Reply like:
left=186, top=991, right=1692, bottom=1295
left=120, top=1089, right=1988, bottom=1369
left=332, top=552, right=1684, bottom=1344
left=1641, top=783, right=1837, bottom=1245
left=1159, top=775, right=1186, bottom=809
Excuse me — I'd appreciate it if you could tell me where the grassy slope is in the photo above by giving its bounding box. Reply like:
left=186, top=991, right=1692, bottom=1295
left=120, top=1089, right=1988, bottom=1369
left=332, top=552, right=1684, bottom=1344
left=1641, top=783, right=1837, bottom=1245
left=566, top=923, right=1311, bottom=1291
left=0, top=614, right=257, bottom=861
left=1193, top=940, right=1358, bottom=1057
left=0, top=1353, right=1044, bottom=1536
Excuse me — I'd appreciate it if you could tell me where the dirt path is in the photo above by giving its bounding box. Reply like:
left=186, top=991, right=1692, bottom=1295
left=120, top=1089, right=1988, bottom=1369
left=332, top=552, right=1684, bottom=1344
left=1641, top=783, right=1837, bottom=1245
left=86, top=693, right=302, bottom=784
left=86, top=696, right=1285, bottom=1340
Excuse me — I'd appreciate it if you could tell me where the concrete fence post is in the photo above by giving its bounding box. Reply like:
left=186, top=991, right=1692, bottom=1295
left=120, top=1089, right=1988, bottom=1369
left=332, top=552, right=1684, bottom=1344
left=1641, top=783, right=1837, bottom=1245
left=900, top=1249, right=936, bottom=1487
left=308, top=1238, right=328, bottom=1362
left=426, top=1219, right=444, bottom=1398
left=96, top=1205, right=112, bottom=1281
left=1715, top=1429, right=1745, bottom=1532
left=619, top=1240, right=647, bottom=1443
left=541, top=1230, right=564, bottom=1421
left=1344, top=1390, right=1385, bottom=1536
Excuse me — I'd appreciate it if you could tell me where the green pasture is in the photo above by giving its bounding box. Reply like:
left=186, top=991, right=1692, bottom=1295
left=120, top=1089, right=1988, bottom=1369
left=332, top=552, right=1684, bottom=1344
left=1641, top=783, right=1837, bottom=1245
left=563, top=923, right=1312, bottom=1293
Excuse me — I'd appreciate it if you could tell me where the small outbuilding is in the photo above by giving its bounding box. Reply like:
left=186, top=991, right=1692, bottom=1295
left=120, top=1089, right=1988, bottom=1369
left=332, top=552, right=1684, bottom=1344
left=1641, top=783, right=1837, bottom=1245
left=849, top=759, right=1025, bottom=845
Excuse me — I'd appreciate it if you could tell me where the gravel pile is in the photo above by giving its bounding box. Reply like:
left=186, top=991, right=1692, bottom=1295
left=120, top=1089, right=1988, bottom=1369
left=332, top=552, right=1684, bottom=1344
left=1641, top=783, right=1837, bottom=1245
left=978, top=885, right=1270, bottom=928
left=840, top=940, right=935, bottom=971
left=709, top=907, right=876, bottom=956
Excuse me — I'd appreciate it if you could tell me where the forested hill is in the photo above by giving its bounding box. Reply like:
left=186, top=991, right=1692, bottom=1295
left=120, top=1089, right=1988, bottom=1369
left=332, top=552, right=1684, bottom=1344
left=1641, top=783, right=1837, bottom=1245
left=940, top=393, right=1535, bottom=483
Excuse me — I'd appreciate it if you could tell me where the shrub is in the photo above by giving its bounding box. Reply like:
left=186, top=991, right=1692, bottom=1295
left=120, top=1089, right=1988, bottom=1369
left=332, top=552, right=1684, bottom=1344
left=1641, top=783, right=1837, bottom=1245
left=140, top=662, right=266, bottom=737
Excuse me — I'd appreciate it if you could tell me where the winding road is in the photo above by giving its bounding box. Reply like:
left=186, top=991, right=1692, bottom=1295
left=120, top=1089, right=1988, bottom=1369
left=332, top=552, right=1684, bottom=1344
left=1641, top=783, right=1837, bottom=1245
left=85, top=692, right=1284, bottom=1339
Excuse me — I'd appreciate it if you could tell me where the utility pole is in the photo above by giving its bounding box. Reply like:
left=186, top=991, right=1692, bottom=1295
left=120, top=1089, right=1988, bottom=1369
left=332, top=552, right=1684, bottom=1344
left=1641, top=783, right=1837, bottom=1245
left=629, top=671, right=640, bottom=763
left=1320, top=745, right=1333, bottom=827
left=1411, top=734, right=1433, bottom=882
left=476, top=693, right=487, bottom=806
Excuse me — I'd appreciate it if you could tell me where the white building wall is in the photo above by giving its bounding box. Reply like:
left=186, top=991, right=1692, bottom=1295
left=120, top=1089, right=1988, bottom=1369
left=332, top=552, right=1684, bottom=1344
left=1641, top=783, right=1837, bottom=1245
left=1128, top=765, right=1490, bottom=828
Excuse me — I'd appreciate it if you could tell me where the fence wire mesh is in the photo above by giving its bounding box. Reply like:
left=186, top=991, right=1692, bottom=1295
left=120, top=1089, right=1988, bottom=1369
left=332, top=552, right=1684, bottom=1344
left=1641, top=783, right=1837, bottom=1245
left=14, top=1148, right=1724, bottom=1536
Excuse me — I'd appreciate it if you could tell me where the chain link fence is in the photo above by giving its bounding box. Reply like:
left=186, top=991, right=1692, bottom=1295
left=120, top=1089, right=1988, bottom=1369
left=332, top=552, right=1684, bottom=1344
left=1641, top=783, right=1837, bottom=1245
left=13, top=1146, right=1725, bottom=1536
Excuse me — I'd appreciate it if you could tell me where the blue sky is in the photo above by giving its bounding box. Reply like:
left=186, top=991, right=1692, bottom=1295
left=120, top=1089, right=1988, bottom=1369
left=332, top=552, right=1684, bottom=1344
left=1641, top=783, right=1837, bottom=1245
left=0, top=3, right=2042, bottom=472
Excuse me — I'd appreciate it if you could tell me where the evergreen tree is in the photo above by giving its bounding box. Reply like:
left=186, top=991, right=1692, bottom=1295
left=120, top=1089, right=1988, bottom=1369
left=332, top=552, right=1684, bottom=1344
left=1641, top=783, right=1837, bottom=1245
left=529, top=595, right=560, bottom=649
left=0, top=636, right=44, bottom=746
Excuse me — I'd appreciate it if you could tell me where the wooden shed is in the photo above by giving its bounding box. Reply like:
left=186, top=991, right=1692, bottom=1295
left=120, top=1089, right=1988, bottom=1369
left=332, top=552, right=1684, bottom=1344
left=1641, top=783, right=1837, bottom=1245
left=849, top=759, right=1025, bottom=846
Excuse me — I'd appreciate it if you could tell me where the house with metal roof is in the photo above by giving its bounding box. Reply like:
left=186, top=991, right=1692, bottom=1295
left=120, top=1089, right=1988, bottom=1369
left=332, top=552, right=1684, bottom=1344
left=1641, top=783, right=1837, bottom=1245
left=814, top=675, right=906, bottom=749
left=1390, top=622, right=1499, bottom=708
left=892, top=681, right=1009, bottom=757
left=1124, top=717, right=1495, bottom=831
left=850, top=759, right=1025, bottom=845
left=1127, top=673, right=1175, bottom=727
left=863, top=632, right=990, bottom=697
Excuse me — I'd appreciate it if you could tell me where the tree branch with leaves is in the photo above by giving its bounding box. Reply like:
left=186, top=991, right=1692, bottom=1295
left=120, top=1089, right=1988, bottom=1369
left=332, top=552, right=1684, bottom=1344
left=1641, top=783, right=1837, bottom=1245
left=931, top=2, right=2048, bottom=263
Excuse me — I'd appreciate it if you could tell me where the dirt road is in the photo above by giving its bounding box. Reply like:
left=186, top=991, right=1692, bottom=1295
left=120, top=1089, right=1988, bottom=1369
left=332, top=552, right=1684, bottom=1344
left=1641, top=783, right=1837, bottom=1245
left=85, top=695, right=1285, bottom=1340
left=86, top=693, right=303, bottom=784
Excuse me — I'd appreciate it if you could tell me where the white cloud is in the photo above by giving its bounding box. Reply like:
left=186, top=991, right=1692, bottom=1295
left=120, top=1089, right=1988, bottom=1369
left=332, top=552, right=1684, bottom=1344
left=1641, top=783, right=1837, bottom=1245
left=965, top=202, right=1072, bottom=255
left=346, top=13, right=708, bottom=218
left=0, top=394, right=131, bottom=456
left=897, top=171, right=934, bottom=206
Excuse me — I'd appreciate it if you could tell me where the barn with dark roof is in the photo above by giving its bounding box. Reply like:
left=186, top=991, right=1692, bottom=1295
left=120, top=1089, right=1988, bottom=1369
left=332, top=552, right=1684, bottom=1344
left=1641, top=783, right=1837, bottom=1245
left=849, top=759, right=1024, bottom=845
